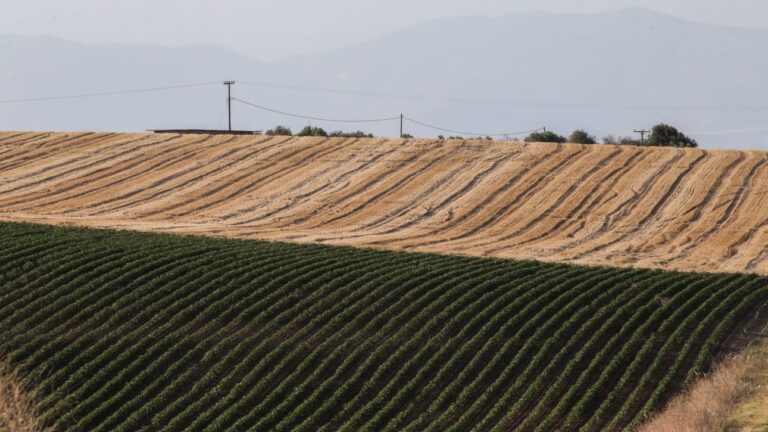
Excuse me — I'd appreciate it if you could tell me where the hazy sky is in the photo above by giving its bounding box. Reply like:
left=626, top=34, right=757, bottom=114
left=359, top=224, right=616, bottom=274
left=2, top=0, right=767, bottom=59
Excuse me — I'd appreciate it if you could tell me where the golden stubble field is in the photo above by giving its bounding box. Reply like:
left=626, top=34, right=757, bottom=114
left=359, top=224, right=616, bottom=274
left=1, top=131, right=768, bottom=274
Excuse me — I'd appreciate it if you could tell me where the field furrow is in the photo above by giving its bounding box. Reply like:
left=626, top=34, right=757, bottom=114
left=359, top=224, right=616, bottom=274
left=2, top=132, right=768, bottom=273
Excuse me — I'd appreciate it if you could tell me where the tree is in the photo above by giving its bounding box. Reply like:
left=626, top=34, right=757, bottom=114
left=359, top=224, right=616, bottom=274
left=297, top=126, right=328, bottom=137
left=401, top=134, right=414, bottom=139
left=569, top=129, right=597, bottom=144
left=265, top=125, right=293, bottom=136
left=525, top=130, right=566, bottom=144
left=646, top=124, right=698, bottom=148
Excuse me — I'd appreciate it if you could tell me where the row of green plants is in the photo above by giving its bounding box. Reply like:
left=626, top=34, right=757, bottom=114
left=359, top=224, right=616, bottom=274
left=0, top=222, right=766, bottom=431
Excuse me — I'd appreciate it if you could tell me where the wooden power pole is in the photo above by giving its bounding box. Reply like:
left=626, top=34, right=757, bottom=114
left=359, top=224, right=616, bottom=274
left=224, top=81, right=236, bottom=131
left=634, top=129, right=650, bottom=144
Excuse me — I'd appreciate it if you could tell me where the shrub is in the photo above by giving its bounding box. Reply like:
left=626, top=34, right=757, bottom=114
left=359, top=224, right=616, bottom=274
left=329, top=130, right=374, bottom=138
left=297, top=126, right=329, bottom=137
left=265, top=126, right=293, bottom=136
left=569, top=130, right=597, bottom=145
left=603, top=135, right=641, bottom=146
left=525, top=131, right=566, bottom=144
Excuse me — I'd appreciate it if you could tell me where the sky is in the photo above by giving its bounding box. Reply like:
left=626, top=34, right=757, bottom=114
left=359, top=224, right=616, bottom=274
left=2, top=0, right=767, bottom=59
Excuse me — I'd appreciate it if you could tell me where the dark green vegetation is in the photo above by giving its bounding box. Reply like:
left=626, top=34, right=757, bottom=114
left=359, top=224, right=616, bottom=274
left=264, top=125, right=293, bottom=136
left=0, top=222, right=766, bottom=432
left=525, top=130, right=567, bottom=144
left=603, top=124, right=698, bottom=147
left=271, top=126, right=375, bottom=138
left=646, top=124, right=698, bottom=148
left=568, top=130, right=597, bottom=145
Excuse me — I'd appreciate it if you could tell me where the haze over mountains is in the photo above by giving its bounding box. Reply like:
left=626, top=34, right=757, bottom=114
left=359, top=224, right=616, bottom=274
left=2, top=8, right=767, bottom=149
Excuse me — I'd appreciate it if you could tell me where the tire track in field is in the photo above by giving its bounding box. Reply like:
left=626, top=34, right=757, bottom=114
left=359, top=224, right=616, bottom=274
left=365, top=151, right=522, bottom=242
left=337, top=151, right=521, bottom=243
left=0, top=132, right=119, bottom=174
left=135, top=135, right=308, bottom=217
left=633, top=150, right=746, bottom=255
left=60, top=135, right=244, bottom=215
left=528, top=147, right=651, bottom=245
left=544, top=149, right=686, bottom=257
left=168, top=137, right=343, bottom=217
left=0, top=132, right=39, bottom=157
left=132, top=136, right=294, bottom=217
left=574, top=150, right=709, bottom=261
left=93, top=137, right=272, bottom=216
left=0, top=133, right=141, bottom=193
left=406, top=144, right=590, bottom=250
left=658, top=154, right=768, bottom=267
left=313, top=151, right=483, bottom=242
left=47, top=135, right=224, bottom=215
left=380, top=144, right=563, bottom=249
left=0, top=132, right=95, bottom=172
left=309, top=145, right=458, bottom=231
left=0, top=133, right=167, bottom=197
left=217, top=138, right=369, bottom=221
left=0, top=132, right=34, bottom=145
left=0, top=132, right=54, bottom=150
left=284, top=140, right=435, bottom=227
left=483, top=146, right=640, bottom=254
left=0, top=134, right=173, bottom=206
left=229, top=139, right=399, bottom=225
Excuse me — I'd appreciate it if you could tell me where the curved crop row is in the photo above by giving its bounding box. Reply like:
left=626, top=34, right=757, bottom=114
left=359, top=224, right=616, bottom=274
left=0, top=222, right=766, bottom=431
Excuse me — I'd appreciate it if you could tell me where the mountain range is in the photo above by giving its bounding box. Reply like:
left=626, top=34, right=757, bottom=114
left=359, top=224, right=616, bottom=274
left=1, top=8, right=767, bottom=149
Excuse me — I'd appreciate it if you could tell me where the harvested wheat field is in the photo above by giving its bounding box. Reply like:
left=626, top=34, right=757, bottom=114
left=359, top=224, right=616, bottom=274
left=1, top=131, right=768, bottom=274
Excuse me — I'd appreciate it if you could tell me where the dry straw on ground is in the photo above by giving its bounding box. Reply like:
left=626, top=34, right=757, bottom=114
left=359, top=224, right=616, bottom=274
left=0, top=361, right=48, bottom=432
left=2, top=132, right=768, bottom=275
left=639, top=344, right=768, bottom=432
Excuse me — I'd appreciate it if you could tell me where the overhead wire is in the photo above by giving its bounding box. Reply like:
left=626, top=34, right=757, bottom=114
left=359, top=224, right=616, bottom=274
left=232, top=97, right=401, bottom=123
left=688, top=126, right=768, bottom=136
left=0, top=81, right=221, bottom=104
left=403, top=116, right=544, bottom=137
left=237, top=81, right=768, bottom=112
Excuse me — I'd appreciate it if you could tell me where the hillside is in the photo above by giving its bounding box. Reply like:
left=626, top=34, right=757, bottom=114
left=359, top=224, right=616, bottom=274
left=1, top=222, right=767, bottom=431
left=1, top=132, right=768, bottom=274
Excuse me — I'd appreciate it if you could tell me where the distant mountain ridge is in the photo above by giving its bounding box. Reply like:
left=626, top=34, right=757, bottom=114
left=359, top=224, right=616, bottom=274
left=1, top=8, right=767, bottom=149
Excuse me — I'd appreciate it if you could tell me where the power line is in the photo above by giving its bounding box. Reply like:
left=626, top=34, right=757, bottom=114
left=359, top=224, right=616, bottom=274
left=0, top=81, right=221, bottom=105
left=404, top=117, right=544, bottom=137
left=3, top=78, right=768, bottom=114
left=232, top=97, right=401, bottom=123
left=232, top=96, right=543, bottom=136
left=689, top=126, right=768, bottom=136
left=237, top=81, right=768, bottom=113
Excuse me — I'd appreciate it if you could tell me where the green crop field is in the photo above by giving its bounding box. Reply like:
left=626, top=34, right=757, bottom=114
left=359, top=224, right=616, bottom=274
left=1, top=222, right=767, bottom=432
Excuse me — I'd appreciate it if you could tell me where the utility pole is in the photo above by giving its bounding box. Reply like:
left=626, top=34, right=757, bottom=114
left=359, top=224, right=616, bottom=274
left=400, top=114, right=404, bottom=138
left=634, top=129, right=650, bottom=144
left=224, top=81, right=236, bottom=131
